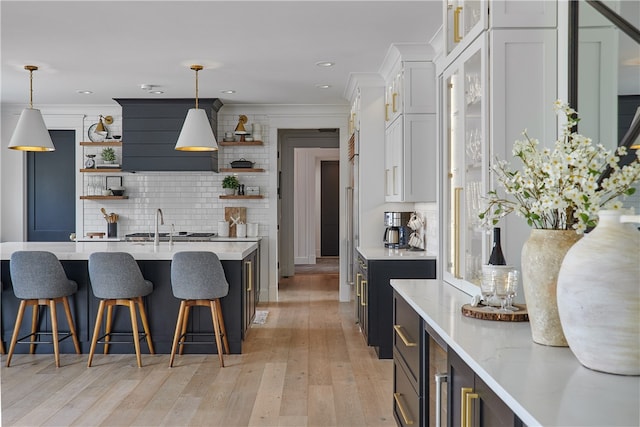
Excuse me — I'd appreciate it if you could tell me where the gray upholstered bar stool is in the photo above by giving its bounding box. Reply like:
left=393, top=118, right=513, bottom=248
left=170, top=251, right=230, bottom=368
left=87, top=252, right=155, bottom=368
left=6, top=251, right=81, bottom=368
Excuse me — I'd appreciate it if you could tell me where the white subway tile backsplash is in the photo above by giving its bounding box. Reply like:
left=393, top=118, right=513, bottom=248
left=81, top=113, right=270, bottom=239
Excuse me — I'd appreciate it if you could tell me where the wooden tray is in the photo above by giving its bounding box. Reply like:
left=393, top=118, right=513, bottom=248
left=86, top=232, right=105, bottom=239
left=461, top=304, right=529, bottom=322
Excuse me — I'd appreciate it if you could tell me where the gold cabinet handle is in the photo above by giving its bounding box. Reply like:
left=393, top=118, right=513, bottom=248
left=356, top=273, right=362, bottom=297
left=360, top=280, right=367, bottom=306
left=465, top=392, right=479, bottom=427
left=245, top=260, right=253, bottom=292
left=454, top=6, right=463, bottom=43
left=454, top=187, right=462, bottom=278
left=385, top=169, right=391, bottom=196
left=385, top=103, right=390, bottom=121
left=393, top=166, right=399, bottom=195
left=393, top=325, right=417, bottom=347
left=392, top=92, right=398, bottom=113
left=393, top=393, right=414, bottom=425
left=460, top=387, right=473, bottom=427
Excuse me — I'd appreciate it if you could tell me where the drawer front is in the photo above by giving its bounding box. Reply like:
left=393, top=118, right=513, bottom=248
left=394, top=361, right=422, bottom=427
left=394, top=293, right=422, bottom=384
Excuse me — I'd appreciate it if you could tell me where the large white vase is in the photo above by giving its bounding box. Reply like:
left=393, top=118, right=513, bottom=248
left=557, top=210, right=640, bottom=375
left=521, top=229, right=581, bottom=346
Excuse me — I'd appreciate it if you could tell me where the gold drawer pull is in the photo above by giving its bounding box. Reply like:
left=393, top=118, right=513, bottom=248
left=393, top=325, right=417, bottom=347
left=460, top=387, right=473, bottom=427
left=393, top=392, right=414, bottom=425
left=465, top=391, right=479, bottom=427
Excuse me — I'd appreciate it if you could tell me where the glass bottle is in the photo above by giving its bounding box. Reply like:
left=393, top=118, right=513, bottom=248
left=488, top=227, right=506, bottom=265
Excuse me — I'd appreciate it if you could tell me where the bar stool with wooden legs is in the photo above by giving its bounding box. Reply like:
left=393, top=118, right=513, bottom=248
left=6, top=251, right=81, bottom=367
left=87, top=252, right=154, bottom=368
left=1, top=282, right=5, bottom=355
left=169, top=251, right=230, bottom=367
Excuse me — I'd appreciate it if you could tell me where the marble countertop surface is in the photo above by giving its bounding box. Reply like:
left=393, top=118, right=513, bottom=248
left=391, top=279, right=639, bottom=427
left=357, top=246, right=437, bottom=260
left=0, top=241, right=258, bottom=261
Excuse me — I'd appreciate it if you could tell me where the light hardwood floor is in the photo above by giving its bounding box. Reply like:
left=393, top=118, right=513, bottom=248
left=1, top=273, right=395, bottom=427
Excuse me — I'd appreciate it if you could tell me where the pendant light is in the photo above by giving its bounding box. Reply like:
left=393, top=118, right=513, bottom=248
left=8, top=65, right=55, bottom=151
left=175, top=64, right=218, bottom=151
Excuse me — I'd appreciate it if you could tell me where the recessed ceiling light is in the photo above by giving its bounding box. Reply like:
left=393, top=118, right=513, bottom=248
left=221, top=90, right=236, bottom=94
left=149, top=90, right=164, bottom=95
left=315, top=61, right=335, bottom=67
left=315, top=84, right=331, bottom=89
left=76, top=90, right=93, bottom=94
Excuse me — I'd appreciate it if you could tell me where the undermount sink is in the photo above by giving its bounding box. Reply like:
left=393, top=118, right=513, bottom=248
left=124, top=232, right=216, bottom=242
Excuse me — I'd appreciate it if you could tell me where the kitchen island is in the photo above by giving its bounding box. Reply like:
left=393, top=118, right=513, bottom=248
left=1, top=241, right=259, bottom=355
left=391, top=279, right=639, bottom=426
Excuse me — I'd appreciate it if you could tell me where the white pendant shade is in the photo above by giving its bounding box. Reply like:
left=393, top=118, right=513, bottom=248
left=175, top=108, right=218, bottom=151
left=8, top=108, right=55, bottom=151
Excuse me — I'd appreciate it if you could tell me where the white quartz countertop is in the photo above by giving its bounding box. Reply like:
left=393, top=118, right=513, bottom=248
left=0, top=241, right=258, bottom=261
left=357, top=246, right=437, bottom=260
left=391, top=279, right=639, bottom=427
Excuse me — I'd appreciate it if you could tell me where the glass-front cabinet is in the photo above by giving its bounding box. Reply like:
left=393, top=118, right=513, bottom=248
left=445, top=0, right=487, bottom=59
left=442, top=34, right=488, bottom=291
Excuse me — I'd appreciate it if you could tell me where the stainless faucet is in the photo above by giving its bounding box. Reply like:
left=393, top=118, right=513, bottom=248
left=154, top=208, right=164, bottom=246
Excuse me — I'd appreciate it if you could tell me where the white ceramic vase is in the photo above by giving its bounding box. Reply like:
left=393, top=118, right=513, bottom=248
left=521, top=229, right=582, bottom=346
left=557, top=210, right=640, bottom=375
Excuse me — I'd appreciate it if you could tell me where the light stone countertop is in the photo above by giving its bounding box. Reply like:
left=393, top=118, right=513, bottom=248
left=357, top=246, right=437, bottom=260
left=0, top=241, right=258, bottom=261
left=391, top=279, right=640, bottom=427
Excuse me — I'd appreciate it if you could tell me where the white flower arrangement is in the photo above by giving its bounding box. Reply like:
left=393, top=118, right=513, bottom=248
left=479, top=100, right=640, bottom=233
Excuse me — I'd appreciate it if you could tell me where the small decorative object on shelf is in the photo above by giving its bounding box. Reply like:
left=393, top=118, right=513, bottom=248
left=222, top=175, right=240, bottom=195
left=84, top=154, right=96, bottom=169
left=245, top=186, right=260, bottom=196
left=101, top=147, right=116, bottom=164
left=234, top=114, right=250, bottom=142
left=88, top=115, right=113, bottom=142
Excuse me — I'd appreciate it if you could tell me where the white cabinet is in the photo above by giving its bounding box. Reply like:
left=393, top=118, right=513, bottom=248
left=385, top=114, right=437, bottom=203
left=442, top=34, right=488, bottom=290
left=443, top=0, right=556, bottom=65
left=385, top=61, right=436, bottom=125
left=381, top=47, right=438, bottom=203
left=440, top=26, right=558, bottom=294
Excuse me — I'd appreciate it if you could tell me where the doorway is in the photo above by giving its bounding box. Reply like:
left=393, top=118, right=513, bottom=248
left=27, top=130, right=76, bottom=241
left=320, top=160, right=339, bottom=256
left=278, top=129, right=340, bottom=280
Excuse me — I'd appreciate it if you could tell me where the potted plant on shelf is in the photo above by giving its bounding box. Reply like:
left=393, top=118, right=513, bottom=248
left=222, top=175, right=240, bottom=195
left=101, top=147, right=116, bottom=164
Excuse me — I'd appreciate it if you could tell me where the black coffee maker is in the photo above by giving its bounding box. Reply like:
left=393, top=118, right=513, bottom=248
left=383, top=211, right=412, bottom=249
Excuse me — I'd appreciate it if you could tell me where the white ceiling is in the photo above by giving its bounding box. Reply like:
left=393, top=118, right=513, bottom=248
left=1, top=1, right=443, bottom=107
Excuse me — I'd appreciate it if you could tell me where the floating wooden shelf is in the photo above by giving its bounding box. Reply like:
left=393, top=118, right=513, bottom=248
left=80, top=141, right=122, bottom=147
left=218, top=141, right=263, bottom=146
left=219, top=195, right=264, bottom=199
left=80, top=195, right=129, bottom=200
left=80, top=168, right=122, bottom=173
left=219, top=168, right=265, bottom=173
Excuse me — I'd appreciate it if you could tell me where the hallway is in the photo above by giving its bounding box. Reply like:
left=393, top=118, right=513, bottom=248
left=1, top=273, right=394, bottom=426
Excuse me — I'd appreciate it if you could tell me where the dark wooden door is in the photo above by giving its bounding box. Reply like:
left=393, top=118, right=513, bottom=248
left=27, top=130, right=76, bottom=241
left=320, top=160, right=339, bottom=256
